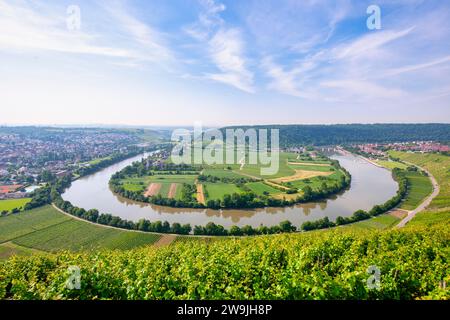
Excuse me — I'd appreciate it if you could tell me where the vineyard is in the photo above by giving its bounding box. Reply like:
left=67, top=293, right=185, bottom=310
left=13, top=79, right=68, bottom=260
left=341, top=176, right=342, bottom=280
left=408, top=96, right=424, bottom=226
left=0, top=223, right=448, bottom=300
left=0, top=152, right=448, bottom=300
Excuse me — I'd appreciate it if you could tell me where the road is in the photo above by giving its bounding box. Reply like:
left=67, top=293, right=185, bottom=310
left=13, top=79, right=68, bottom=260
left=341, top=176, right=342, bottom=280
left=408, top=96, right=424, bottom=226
left=354, top=152, right=440, bottom=228
left=396, top=163, right=440, bottom=228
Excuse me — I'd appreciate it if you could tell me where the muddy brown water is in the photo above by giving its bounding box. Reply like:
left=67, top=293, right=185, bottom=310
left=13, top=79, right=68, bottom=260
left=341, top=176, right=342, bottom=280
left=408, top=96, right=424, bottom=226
left=62, top=153, right=398, bottom=229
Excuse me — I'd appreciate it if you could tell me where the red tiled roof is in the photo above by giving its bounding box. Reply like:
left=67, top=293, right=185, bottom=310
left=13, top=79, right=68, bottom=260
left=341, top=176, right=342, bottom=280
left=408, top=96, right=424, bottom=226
left=0, top=185, right=23, bottom=194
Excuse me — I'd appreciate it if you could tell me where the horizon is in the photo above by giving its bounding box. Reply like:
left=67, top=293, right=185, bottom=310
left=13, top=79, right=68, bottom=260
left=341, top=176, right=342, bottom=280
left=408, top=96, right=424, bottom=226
left=1, top=0, right=450, bottom=126
left=1, top=121, right=450, bottom=129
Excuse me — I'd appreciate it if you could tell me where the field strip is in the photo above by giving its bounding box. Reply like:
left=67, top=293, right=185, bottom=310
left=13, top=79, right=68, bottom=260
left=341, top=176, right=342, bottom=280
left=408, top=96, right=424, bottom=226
left=144, top=183, right=162, bottom=197
left=196, top=184, right=205, bottom=205
left=263, top=180, right=291, bottom=191
left=1, top=218, right=71, bottom=245
left=388, top=209, right=409, bottom=219
left=167, top=183, right=178, bottom=199
left=288, top=162, right=331, bottom=167
left=272, top=193, right=299, bottom=200
left=271, top=170, right=333, bottom=183
left=153, top=234, right=177, bottom=247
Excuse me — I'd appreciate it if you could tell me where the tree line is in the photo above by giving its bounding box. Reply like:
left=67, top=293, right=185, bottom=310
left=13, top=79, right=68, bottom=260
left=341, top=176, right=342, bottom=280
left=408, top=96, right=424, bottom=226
left=222, top=124, right=450, bottom=146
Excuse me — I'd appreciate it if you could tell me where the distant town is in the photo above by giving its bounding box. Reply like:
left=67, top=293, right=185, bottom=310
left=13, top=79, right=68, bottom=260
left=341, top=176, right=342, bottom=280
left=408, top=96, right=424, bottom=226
left=0, top=127, right=162, bottom=200
left=349, top=141, right=450, bottom=159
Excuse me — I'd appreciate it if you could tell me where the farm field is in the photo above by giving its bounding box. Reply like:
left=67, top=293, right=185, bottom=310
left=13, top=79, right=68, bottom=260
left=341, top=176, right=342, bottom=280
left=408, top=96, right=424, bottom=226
left=0, top=206, right=71, bottom=243
left=0, top=198, right=32, bottom=212
left=1, top=222, right=447, bottom=299
left=400, top=171, right=433, bottom=210
left=287, top=163, right=335, bottom=172
left=375, top=158, right=433, bottom=211
left=204, top=183, right=242, bottom=201
left=386, top=151, right=449, bottom=227
left=286, top=171, right=346, bottom=191
left=201, top=168, right=248, bottom=179
left=122, top=174, right=197, bottom=198
left=0, top=242, right=45, bottom=261
left=246, top=181, right=281, bottom=195
left=389, top=151, right=450, bottom=210
left=0, top=205, right=161, bottom=254
left=116, top=151, right=348, bottom=207
left=207, top=152, right=295, bottom=179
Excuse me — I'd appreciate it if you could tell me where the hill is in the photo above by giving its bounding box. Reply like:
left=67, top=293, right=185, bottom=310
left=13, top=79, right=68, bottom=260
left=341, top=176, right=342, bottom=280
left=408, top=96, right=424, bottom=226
left=222, top=124, right=450, bottom=146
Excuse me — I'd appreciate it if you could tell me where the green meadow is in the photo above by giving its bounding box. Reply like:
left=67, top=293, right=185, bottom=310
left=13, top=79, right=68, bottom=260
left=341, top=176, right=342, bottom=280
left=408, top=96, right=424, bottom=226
left=204, top=183, right=242, bottom=201
left=0, top=198, right=32, bottom=212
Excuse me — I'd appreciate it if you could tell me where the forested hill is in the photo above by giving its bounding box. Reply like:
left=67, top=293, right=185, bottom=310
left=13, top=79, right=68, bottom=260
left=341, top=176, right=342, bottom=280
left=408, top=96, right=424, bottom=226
left=221, top=124, right=450, bottom=146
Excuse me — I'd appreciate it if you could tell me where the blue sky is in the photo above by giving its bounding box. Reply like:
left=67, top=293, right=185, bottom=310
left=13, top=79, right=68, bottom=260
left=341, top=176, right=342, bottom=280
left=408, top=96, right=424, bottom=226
left=1, top=0, right=449, bottom=126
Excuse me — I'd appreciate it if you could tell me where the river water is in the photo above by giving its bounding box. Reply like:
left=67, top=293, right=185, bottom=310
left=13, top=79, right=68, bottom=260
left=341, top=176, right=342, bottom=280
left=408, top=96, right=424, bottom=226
left=62, top=153, right=398, bottom=228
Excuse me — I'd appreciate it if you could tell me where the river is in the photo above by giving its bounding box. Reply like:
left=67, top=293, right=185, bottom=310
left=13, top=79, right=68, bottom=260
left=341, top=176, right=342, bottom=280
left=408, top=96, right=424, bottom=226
left=62, top=153, right=398, bottom=228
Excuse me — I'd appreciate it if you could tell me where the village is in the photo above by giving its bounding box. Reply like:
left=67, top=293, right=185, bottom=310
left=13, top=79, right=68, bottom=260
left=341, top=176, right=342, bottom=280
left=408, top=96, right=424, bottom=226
left=351, top=141, right=450, bottom=159
left=0, top=127, right=145, bottom=199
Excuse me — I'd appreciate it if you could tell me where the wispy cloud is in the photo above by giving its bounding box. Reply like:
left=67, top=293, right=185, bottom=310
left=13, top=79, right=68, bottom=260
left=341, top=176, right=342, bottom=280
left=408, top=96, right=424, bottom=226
left=0, top=0, right=137, bottom=59
left=331, top=27, right=415, bottom=61
left=381, top=55, right=450, bottom=78
left=262, top=27, right=419, bottom=101
left=104, top=1, right=174, bottom=64
left=185, top=0, right=254, bottom=93
left=206, top=28, right=254, bottom=93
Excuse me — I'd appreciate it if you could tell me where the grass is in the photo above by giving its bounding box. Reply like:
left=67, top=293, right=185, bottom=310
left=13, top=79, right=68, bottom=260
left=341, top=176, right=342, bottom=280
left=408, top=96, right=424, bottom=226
left=287, top=164, right=334, bottom=172
left=345, top=213, right=402, bottom=230
left=0, top=206, right=71, bottom=243
left=388, top=151, right=449, bottom=226
left=0, top=205, right=161, bottom=252
left=389, top=151, right=450, bottom=210
left=0, top=198, right=32, bottom=212
left=147, top=174, right=197, bottom=184
left=375, top=158, right=433, bottom=211
left=375, top=160, right=409, bottom=170
left=204, top=183, right=242, bottom=201
left=287, top=171, right=345, bottom=191
left=407, top=208, right=450, bottom=227
left=207, top=152, right=295, bottom=179
left=86, top=156, right=112, bottom=165
left=245, top=181, right=281, bottom=195
left=201, top=168, right=248, bottom=179
left=400, top=171, right=433, bottom=210
left=0, top=242, right=46, bottom=261
left=158, top=183, right=171, bottom=198
left=121, top=175, right=197, bottom=195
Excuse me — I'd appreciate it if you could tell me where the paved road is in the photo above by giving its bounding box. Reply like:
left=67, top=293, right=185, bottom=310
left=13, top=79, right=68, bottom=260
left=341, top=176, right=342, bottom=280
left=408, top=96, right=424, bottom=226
left=396, top=163, right=440, bottom=228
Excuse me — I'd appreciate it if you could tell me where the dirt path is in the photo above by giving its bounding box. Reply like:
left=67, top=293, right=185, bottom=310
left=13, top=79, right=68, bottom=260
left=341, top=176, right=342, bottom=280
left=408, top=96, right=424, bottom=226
left=144, top=183, right=161, bottom=197
left=196, top=184, right=206, bottom=205
left=263, top=180, right=291, bottom=191
left=396, top=164, right=440, bottom=228
left=271, top=169, right=332, bottom=183
left=167, top=183, right=177, bottom=199
left=153, top=234, right=177, bottom=247
left=231, top=170, right=261, bottom=180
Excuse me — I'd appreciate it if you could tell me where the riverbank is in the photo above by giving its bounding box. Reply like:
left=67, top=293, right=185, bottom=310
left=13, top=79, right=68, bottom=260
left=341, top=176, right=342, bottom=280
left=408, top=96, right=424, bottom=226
left=62, top=152, right=398, bottom=229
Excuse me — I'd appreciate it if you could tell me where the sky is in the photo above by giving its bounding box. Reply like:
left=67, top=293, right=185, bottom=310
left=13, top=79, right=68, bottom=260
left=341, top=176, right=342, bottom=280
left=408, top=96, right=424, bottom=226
left=1, top=0, right=450, bottom=126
